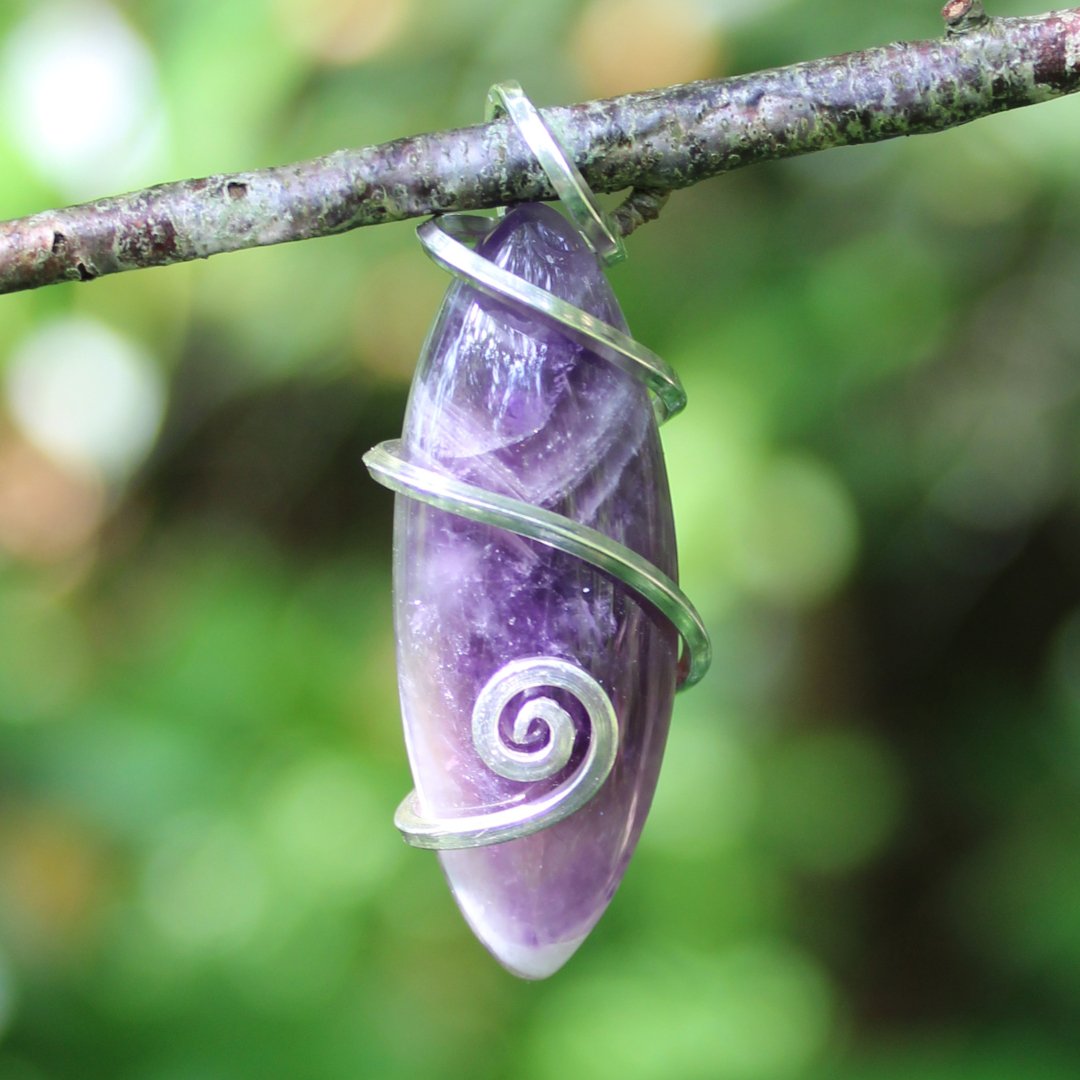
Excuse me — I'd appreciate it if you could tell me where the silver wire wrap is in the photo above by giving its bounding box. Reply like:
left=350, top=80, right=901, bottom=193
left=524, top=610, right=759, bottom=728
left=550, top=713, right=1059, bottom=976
left=364, top=81, right=712, bottom=850
left=485, top=81, right=626, bottom=266
left=393, top=658, right=619, bottom=849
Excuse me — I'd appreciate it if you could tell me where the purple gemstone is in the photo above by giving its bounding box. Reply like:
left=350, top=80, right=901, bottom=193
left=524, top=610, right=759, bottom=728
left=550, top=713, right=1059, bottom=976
left=393, top=204, right=679, bottom=978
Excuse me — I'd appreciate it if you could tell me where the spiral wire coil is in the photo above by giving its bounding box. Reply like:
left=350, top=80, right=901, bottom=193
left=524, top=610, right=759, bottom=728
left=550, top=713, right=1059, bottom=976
left=364, top=82, right=711, bottom=850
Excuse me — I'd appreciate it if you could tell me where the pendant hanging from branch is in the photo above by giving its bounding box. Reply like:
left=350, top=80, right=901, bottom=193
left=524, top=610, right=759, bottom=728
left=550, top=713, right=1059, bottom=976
left=364, top=83, right=710, bottom=979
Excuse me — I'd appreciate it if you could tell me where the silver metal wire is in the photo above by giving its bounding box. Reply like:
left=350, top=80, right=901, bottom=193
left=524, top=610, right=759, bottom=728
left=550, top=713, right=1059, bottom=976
left=365, top=82, right=711, bottom=850
left=393, top=657, right=620, bottom=849
left=417, top=217, right=685, bottom=423
left=485, top=80, right=626, bottom=266
left=364, top=441, right=710, bottom=688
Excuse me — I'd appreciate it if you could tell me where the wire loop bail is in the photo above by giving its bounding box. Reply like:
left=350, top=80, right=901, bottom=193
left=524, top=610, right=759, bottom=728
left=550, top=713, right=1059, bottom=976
left=485, top=80, right=626, bottom=266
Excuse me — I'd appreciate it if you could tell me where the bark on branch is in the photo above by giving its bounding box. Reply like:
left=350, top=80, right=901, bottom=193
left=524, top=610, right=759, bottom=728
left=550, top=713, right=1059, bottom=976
left=2, top=7, right=1079, bottom=296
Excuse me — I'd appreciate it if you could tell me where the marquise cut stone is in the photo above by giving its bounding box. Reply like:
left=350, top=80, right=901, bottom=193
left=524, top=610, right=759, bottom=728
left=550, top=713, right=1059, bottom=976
left=393, top=204, right=679, bottom=978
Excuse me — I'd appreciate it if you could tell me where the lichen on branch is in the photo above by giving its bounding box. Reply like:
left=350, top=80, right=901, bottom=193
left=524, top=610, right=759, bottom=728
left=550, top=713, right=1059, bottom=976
left=2, top=6, right=1080, bottom=295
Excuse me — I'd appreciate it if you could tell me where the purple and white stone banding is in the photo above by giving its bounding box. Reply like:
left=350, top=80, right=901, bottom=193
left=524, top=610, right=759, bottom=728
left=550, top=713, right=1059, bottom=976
left=364, top=201, right=709, bottom=978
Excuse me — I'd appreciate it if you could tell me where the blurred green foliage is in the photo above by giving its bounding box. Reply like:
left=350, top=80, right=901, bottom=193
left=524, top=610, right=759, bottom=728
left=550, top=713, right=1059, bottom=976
left=2, top=0, right=1080, bottom=1077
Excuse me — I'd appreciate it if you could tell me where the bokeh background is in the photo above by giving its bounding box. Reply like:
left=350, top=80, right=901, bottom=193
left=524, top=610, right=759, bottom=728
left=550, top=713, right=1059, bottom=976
left=2, top=0, right=1080, bottom=1076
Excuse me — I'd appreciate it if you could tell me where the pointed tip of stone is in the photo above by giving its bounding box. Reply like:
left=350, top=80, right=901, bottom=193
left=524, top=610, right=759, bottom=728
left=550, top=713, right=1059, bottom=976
left=480, top=928, right=588, bottom=980
left=447, top=854, right=598, bottom=979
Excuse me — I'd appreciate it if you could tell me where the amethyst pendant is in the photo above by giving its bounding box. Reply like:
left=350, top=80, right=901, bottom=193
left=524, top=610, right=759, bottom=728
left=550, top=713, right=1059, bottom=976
left=365, top=204, right=706, bottom=979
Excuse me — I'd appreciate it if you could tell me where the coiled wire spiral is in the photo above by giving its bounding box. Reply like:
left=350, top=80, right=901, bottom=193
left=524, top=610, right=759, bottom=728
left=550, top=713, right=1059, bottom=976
left=363, top=82, right=711, bottom=850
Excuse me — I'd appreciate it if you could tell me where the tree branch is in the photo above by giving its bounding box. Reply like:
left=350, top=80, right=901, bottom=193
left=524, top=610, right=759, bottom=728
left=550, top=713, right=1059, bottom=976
left=2, top=6, right=1079, bottom=296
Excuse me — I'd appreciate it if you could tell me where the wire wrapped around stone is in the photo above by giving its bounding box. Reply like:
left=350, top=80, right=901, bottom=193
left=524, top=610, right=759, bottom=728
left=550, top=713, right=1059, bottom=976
left=363, top=82, right=711, bottom=851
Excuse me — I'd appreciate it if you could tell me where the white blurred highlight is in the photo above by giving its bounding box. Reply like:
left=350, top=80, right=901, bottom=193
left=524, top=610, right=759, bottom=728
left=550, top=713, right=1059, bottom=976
left=5, top=316, right=166, bottom=482
left=1, top=0, right=166, bottom=200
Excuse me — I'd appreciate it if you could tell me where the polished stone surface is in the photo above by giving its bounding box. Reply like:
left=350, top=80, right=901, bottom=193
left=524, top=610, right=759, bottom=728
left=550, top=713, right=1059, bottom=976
left=394, top=204, right=678, bottom=978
